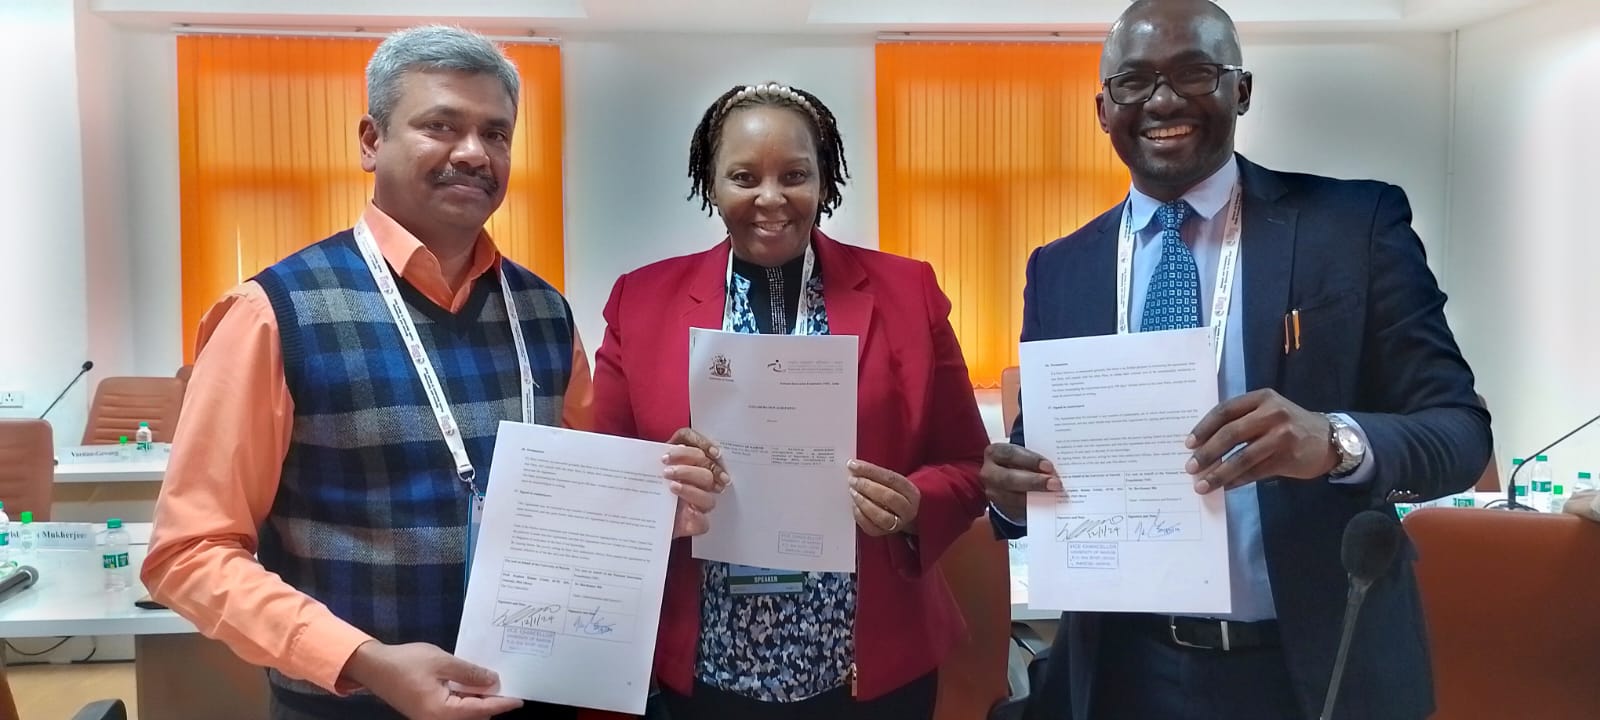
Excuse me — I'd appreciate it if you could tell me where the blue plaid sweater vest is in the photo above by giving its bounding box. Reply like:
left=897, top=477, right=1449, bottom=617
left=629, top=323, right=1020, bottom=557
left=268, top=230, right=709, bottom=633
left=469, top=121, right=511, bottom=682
left=252, top=230, right=575, bottom=717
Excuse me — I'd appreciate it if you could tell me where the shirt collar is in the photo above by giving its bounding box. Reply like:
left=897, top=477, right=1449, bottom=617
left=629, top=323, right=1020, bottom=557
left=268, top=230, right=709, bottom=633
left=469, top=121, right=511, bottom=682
left=360, top=202, right=500, bottom=283
left=1126, top=155, right=1240, bottom=237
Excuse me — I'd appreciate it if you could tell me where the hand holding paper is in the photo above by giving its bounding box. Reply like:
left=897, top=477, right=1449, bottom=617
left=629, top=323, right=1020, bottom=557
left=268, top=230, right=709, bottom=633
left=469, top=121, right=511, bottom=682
left=455, top=422, right=679, bottom=714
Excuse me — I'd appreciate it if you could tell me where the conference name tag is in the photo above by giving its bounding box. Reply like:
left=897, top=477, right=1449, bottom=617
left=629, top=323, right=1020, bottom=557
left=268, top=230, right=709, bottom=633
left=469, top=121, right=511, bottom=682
left=33, top=523, right=98, bottom=550
left=727, top=564, right=805, bottom=595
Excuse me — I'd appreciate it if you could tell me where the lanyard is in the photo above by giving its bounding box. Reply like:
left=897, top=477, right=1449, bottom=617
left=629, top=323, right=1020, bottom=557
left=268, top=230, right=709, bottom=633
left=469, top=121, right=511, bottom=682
left=352, top=219, right=536, bottom=495
left=1115, top=183, right=1243, bottom=368
left=721, top=243, right=818, bottom=334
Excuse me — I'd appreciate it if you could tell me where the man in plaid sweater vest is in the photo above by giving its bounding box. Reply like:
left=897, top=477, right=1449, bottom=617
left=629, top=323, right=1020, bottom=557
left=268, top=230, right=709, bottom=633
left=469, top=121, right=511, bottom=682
left=144, top=26, right=724, bottom=720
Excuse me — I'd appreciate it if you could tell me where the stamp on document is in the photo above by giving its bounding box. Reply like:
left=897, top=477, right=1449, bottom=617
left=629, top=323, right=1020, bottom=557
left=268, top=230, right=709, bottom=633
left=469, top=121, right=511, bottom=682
left=777, top=531, right=824, bottom=558
left=501, top=626, right=556, bottom=657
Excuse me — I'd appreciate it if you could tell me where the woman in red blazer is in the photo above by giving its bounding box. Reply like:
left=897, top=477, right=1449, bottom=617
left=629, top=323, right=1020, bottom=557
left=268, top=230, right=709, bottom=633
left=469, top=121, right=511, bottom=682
left=591, top=82, right=990, bottom=719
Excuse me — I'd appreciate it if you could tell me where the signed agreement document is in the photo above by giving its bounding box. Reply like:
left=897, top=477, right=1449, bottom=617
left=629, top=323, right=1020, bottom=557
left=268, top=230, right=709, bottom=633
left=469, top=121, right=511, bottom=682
left=455, top=421, right=675, bottom=714
left=687, top=327, right=858, bottom=573
left=1020, top=327, right=1230, bottom=615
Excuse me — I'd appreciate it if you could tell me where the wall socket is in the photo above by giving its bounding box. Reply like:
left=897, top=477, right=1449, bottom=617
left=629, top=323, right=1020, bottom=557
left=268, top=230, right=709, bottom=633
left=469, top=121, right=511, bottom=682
left=0, top=390, right=23, bottom=408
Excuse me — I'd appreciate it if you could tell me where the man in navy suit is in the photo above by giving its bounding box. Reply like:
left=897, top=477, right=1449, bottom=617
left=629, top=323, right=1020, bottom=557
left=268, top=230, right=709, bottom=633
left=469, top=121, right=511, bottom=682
left=982, top=1, right=1491, bottom=718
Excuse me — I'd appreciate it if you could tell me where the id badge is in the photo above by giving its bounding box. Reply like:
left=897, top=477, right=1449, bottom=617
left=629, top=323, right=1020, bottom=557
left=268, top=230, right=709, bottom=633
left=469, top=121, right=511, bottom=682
left=726, top=564, right=805, bottom=596
left=465, top=493, right=485, bottom=588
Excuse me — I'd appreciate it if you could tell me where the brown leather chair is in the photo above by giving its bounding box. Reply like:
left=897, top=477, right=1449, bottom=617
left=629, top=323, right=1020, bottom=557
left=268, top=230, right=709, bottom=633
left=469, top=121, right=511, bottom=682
left=0, top=419, right=53, bottom=522
left=1406, top=507, right=1600, bottom=720
left=81, top=376, right=186, bottom=445
left=1000, top=366, right=1021, bottom=438
left=934, top=515, right=1012, bottom=720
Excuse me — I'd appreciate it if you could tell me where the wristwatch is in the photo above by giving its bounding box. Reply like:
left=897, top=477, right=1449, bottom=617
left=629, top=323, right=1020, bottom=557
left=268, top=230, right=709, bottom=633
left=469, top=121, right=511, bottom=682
left=1325, top=413, right=1366, bottom=477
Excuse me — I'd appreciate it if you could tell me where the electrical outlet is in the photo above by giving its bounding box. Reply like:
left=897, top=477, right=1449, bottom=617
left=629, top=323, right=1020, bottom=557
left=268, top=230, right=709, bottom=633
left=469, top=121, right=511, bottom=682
left=0, top=390, right=22, bottom=408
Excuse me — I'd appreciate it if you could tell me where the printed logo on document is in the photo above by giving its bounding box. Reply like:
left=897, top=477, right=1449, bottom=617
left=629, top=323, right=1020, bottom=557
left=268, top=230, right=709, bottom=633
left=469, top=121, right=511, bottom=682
left=709, top=354, right=733, bottom=380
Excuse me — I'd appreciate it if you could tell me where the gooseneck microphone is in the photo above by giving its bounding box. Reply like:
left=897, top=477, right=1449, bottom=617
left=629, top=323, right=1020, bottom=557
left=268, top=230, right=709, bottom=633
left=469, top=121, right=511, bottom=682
left=39, top=360, right=94, bottom=421
left=1320, top=510, right=1404, bottom=720
left=1502, top=412, right=1600, bottom=510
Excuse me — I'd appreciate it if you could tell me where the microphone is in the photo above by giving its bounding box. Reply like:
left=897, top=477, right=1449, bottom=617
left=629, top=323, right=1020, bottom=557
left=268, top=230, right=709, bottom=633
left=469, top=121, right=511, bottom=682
left=1502, top=412, right=1600, bottom=511
left=1320, top=510, right=1403, bottom=720
left=38, top=360, right=93, bottom=421
left=0, top=566, right=40, bottom=605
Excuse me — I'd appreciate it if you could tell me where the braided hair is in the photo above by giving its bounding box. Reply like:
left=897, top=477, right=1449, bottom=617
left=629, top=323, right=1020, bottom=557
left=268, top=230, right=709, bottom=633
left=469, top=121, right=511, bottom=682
left=687, top=82, right=850, bottom=224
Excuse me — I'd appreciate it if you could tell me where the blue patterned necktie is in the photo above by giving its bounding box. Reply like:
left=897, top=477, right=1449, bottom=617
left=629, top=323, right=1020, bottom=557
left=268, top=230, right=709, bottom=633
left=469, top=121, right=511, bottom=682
left=1140, top=199, right=1202, bottom=331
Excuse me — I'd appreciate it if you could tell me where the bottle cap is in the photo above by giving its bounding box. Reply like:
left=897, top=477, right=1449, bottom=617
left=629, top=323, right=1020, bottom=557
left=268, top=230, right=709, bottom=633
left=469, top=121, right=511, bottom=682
left=20, top=511, right=31, bottom=523
left=107, top=518, right=123, bottom=529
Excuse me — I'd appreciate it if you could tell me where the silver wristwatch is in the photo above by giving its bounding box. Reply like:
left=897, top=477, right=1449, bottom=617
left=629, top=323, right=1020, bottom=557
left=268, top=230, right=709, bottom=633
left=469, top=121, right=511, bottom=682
left=1325, top=413, right=1366, bottom=477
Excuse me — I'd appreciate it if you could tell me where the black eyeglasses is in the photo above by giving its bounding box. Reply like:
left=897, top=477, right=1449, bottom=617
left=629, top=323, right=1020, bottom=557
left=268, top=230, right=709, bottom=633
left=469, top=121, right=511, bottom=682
left=1102, top=63, right=1245, bottom=105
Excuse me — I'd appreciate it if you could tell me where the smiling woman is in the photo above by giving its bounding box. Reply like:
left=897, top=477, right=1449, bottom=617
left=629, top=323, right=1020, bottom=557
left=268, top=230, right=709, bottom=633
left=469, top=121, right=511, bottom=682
left=592, top=82, right=991, bottom=720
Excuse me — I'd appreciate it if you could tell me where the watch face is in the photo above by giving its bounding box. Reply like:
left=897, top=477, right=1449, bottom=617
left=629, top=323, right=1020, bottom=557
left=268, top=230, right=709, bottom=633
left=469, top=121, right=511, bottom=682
left=1337, top=427, right=1363, bottom=455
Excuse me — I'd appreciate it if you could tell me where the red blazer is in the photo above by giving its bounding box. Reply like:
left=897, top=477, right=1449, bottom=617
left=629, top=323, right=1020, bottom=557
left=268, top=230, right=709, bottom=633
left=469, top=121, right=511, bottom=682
left=592, top=230, right=990, bottom=701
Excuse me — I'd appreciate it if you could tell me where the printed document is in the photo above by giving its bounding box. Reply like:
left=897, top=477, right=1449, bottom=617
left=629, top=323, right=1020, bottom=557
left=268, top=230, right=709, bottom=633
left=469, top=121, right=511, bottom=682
left=687, top=327, right=858, bottom=573
left=455, top=422, right=675, bottom=714
left=1020, top=327, right=1231, bottom=614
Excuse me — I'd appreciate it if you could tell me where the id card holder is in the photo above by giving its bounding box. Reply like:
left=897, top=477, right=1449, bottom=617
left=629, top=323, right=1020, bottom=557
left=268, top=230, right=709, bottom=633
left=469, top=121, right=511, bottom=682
left=465, top=492, right=485, bottom=589
left=726, top=564, right=805, bottom=596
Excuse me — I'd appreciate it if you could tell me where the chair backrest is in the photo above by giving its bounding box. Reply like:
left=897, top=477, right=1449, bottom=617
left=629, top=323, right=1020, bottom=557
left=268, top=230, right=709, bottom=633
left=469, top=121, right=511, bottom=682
left=1000, top=366, right=1021, bottom=439
left=70, top=699, right=127, bottom=720
left=82, top=376, right=186, bottom=445
left=933, top=515, right=1012, bottom=720
left=1406, top=507, right=1600, bottom=720
left=0, top=419, right=53, bottom=522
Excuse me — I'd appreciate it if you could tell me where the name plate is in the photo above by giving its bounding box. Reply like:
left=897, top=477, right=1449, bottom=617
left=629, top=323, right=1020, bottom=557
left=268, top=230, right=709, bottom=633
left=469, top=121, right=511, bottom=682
left=55, top=443, right=171, bottom=465
left=33, top=522, right=99, bottom=550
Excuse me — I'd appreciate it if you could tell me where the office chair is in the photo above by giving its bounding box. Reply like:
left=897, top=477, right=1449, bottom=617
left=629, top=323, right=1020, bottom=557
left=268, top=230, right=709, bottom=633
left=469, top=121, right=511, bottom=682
left=70, top=699, right=127, bottom=720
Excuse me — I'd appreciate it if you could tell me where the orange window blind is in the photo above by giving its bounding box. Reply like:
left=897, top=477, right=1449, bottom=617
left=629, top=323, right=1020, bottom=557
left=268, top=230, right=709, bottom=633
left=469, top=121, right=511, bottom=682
left=875, top=42, right=1130, bottom=387
left=176, top=35, right=564, bottom=361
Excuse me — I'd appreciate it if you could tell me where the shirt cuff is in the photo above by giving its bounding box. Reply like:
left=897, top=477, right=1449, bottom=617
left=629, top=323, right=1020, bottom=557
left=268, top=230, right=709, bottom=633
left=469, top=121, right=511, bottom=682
left=297, top=615, right=377, bottom=695
left=1327, top=412, right=1377, bottom=486
left=990, top=502, right=1027, bottom=527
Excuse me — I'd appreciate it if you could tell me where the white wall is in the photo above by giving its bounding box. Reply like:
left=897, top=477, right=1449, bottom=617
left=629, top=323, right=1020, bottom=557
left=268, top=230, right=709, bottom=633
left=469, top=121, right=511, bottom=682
left=1236, top=32, right=1454, bottom=275
left=561, top=33, right=880, bottom=355
left=0, top=0, right=92, bottom=444
left=1451, top=0, right=1600, bottom=483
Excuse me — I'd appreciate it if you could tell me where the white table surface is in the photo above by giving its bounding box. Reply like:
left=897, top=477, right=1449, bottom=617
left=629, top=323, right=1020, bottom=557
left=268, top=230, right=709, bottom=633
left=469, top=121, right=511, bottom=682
left=54, top=445, right=169, bottom=484
left=0, top=522, right=194, bottom=638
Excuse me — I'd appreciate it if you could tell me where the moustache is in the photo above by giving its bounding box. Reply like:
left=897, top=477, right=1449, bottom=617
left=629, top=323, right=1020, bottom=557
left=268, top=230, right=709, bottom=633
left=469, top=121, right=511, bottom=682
left=431, top=167, right=498, bottom=194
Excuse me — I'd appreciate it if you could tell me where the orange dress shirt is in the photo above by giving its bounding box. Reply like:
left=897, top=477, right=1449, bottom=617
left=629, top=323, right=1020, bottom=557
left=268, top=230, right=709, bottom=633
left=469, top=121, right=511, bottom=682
left=142, top=203, right=593, bottom=694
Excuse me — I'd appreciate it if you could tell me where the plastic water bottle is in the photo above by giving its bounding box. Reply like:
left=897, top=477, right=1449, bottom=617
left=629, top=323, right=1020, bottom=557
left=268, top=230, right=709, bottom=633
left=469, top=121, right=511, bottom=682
left=1578, top=471, right=1596, bottom=494
left=15, top=511, right=35, bottom=560
left=1510, top=458, right=1528, bottom=505
left=1550, top=480, right=1568, bottom=515
left=135, top=422, right=153, bottom=453
left=103, top=518, right=131, bottom=591
left=118, top=435, right=131, bottom=460
left=0, top=501, right=10, bottom=566
left=1530, top=455, right=1554, bottom=512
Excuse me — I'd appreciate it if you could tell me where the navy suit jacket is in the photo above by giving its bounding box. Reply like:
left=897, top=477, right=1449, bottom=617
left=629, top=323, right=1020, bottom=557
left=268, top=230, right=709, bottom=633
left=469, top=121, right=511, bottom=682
left=999, top=156, right=1491, bottom=720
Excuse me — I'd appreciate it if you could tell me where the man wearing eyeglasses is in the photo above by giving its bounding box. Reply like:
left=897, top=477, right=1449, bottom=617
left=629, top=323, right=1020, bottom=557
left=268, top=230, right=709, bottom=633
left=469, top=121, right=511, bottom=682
left=981, top=1, right=1489, bottom=719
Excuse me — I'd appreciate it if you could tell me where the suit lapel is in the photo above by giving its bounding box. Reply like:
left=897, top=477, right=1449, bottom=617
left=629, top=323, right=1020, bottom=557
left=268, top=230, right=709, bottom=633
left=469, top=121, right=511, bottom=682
left=810, top=231, right=875, bottom=358
left=1238, top=157, right=1297, bottom=394
left=681, top=242, right=730, bottom=331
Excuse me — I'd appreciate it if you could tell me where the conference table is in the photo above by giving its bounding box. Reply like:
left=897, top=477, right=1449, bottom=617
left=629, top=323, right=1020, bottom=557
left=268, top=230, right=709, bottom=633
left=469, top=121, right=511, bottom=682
left=0, top=522, right=268, bottom=719
left=50, top=445, right=170, bottom=525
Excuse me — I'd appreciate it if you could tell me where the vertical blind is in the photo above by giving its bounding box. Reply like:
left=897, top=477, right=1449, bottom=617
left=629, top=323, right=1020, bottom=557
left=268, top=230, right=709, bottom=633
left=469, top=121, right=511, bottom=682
left=176, top=35, right=564, bottom=361
left=875, top=42, right=1130, bottom=387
